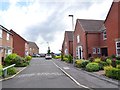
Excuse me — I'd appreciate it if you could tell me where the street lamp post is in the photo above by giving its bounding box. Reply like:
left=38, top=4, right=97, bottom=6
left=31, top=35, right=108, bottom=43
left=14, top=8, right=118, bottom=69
left=68, top=14, right=75, bottom=65
left=68, top=15, right=74, bottom=31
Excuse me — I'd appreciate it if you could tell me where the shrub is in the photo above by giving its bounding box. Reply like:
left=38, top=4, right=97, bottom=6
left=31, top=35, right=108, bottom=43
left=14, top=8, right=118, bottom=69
left=104, top=66, right=120, bottom=80
left=99, top=61, right=108, bottom=70
left=4, top=53, right=18, bottom=66
left=116, top=60, right=120, bottom=65
left=116, top=56, right=120, bottom=60
left=7, top=67, right=17, bottom=75
left=68, top=55, right=73, bottom=63
left=106, top=59, right=112, bottom=65
left=100, top=56, right=107, bottom=61
left=81, top=60, right=90, bottom=68
left=63, top=58, right=68, bottom=62
left=116, top=64, right=120, bottom=69
left=89, top=57, right=94, bottom=62
left=54, top=56, right=61, bottom=59
left=0, top=65, right=2, bottom=76
left=86, top=63, right=99, bottom=72
left=94, top=58, right=101, bottom=63
left=75, top=60, right=83, bottom=68
left=25, top=56, right=32, bottom=61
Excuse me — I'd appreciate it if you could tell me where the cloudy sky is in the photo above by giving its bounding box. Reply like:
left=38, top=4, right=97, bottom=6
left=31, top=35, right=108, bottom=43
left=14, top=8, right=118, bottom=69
left=0, top=0, right=113, bottom=53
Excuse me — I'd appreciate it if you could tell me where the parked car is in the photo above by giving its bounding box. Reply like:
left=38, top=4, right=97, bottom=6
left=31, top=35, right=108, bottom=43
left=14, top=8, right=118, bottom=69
left=40, top=54, right=46, bottom=57
left=45, top=54, right=52, bottom=59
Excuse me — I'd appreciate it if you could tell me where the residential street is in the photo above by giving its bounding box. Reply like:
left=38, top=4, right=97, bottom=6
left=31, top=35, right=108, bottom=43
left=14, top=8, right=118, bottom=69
left=2, top=58, right=119, bottom=89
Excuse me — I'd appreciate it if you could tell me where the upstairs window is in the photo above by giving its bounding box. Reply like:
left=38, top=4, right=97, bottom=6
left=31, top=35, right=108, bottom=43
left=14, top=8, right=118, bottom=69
left=0, top=29, right=2, bottom=38
left=77, top=35, right=80, bottom=43
left=6, top=33, right=10, bottom=40
left=103, top=30, right=107, bottom=40
left=116, top=41, right=120, bottom=56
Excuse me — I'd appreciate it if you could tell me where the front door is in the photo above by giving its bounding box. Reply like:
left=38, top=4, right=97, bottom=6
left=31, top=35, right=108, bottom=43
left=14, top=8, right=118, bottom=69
left=101, top=48, right=108, bottom=56
left=78, top=46, right=82, bottom=59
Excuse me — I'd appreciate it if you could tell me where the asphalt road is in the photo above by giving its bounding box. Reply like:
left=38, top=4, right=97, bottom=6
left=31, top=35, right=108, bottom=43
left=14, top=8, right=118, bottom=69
left=2, top=58, right=81, bottom=88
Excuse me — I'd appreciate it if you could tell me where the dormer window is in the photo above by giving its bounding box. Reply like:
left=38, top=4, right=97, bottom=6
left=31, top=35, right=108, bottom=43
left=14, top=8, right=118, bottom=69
left=103, top=30, right=107, bottom=40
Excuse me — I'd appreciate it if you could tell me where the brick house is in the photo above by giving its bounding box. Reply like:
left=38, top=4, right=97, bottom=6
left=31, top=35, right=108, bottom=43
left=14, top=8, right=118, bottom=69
left=28, top=41, right=39, bottom=56
left=73, top=19, right=105, bottom=59
left=10, top=30, right=29, bottom=57
left=105, top=1, right=120, bottom=56
left=62, top=31, right=73, bottom=56
left=0, top=25, right=13, bottom=64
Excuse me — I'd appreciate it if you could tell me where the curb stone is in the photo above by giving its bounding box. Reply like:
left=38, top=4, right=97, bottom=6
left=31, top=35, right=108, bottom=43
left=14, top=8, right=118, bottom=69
left=0, top=67, right=27, bottom=81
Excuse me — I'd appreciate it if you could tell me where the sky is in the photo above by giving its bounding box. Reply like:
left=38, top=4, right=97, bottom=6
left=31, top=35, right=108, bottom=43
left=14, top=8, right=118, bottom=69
left=0, top=0, right=113, bottom=53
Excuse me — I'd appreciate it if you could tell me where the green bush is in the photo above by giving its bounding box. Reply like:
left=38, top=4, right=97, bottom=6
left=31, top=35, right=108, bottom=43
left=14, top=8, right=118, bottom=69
left=94, top=58, right=101, bottom=63
left=116, top=60, right=120, bottom=65
left=4, top=53, right=18, bottom=66
left=106, top=59, right=112, bottom=65
left=116, top=64, right=120, bottom=69
left=25, top=56, right=32, bottom=61
left=54, top=56, right=61, bottom=59
left=68, top=55, right=73, bottom=63
left=81, top=60, right=90, bottom=68
left=7, top=67, right=17, bottom=75
left=75, top=60, right=83, bottom=68
left=86, top=63, right=99, bottom=72
left=104, top=66, right=120, bottom=80
left=63, top=58, right=68, bottom=62
left=0, top=65, right=2, bottom=76
left=99, top=61, right=108, bottom=70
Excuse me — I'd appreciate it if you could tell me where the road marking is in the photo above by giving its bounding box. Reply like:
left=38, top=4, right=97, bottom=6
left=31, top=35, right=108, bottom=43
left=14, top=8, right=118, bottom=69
left=52, top=61, right=90, bottom=89
left=16, top=72, right=64, bottom=78
left=63, top=67, right=70, bottom=70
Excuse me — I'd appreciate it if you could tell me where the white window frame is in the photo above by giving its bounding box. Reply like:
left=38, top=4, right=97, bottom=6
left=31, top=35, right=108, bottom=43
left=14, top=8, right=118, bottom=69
left=93, top=48, right=97, bottom=54
left=65, top=49, right=68, bottom=55
left=97, top=48, right=101, bottom=54
left=0, top=29, right=2, bottom=38
left=103, top=30, right=107, bottom=40
left=65, top=42, right=67, bottom=47
left=77, top=35, right=80, bottom=43
left=116, top=41, right=120, bottom=56
left=6, top=33, right=10, bottom=40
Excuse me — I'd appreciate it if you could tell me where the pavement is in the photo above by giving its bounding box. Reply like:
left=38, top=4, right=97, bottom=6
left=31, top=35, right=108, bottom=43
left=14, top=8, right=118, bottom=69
left=52, top=59, right=120, bottom=88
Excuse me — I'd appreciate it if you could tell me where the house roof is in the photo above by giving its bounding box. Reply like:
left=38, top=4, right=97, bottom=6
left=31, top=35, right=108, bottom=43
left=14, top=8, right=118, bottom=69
left=28, top=41, right=39, bottom=49
left=65, top=31, right=73, bottom=41
left=0, top=25, right=13, bottom=35
left=78, top=19, right=104, bottom=32
left=10, top=30, right=27, bottom=42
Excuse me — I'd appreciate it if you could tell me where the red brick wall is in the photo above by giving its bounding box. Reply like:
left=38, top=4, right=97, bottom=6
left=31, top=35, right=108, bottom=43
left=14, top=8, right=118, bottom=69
left=69, top=41, right=73, bottom=56
left=100, top=32, right=107, bottom=47
left=11, top=30, right=26, bottom=57
left=73, top=20, right=86, bottom=59
left=87, top=32, right=100, bottom=57
left=105, top=2, right=119, bottom=56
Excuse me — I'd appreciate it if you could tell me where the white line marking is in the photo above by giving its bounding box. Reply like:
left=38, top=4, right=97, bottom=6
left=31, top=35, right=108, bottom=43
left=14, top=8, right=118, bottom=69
left=52, top=61, right=89, bottom=89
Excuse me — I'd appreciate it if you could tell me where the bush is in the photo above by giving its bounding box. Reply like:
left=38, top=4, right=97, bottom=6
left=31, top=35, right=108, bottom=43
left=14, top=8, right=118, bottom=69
left=94, top=58, right=101, bottom=63
left=89, top=57, right=94, bottom=62
left=86, top=63, right=99, bottom=72
left=0, top=65, right=2, bottom=76
left=7, top=67, right=17, bottom=75
left=4, top=53, right=18, bottom=66
left=116, top=64, right=120, bottom=69
left=116, top=60, right=120, bottom=65
left=25, top=56, right=32, bottom=61
left=104, top=66, right=120, bottom=80
left=116, top=56, right=120, bottom=60
left=99, top=61, right=108, bottom=70
left=106, top=59, right=112, bottom=65
left=54, top=56, right=61, bottom=59
left=63, top=58, right=69, bottom=62
left=68, top=55, right=73, bottom=63
left=75, top=60, right=83, bottom=68
left=81, top=60, right=90, bottom=68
